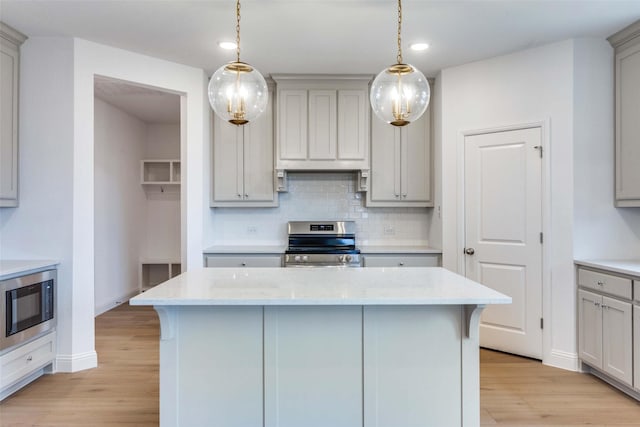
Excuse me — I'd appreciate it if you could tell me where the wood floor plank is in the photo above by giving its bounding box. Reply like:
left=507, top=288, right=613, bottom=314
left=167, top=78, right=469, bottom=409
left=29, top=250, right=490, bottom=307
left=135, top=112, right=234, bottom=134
left=1, top=303, right=639, bottom=426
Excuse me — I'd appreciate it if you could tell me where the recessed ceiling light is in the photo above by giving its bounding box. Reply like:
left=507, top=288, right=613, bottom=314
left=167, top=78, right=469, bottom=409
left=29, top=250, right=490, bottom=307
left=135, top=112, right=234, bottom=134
left=410, top=43, right=429, bottom=51
left=218, top=41, right=237, bottom=50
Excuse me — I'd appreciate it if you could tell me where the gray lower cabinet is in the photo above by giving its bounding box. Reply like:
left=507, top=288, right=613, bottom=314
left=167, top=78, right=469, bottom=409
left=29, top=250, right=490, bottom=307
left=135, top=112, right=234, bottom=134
left=362, top=253, right=440, bottom=267
left=577, top=267, right=634, bottom=390
left=0, top=23, right=26, bottom=208
left=609, top=20, right=640, bottom=207
left=635, top=281, right=639, bottom=393
left=204, top=254, right=282, bottom=268
left=1, top=331, right=56, bottom=401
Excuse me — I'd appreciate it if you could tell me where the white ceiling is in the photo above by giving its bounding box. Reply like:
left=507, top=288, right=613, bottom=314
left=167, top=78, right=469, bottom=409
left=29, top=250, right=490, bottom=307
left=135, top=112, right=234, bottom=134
left=94, top=76, right=180, bottom=123
left=3, top=0, right=640, bottom=122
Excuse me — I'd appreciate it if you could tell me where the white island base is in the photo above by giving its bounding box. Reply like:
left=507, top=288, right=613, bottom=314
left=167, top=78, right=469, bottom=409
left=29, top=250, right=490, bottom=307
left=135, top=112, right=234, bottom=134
left=131, top=267, right=510, bottom=427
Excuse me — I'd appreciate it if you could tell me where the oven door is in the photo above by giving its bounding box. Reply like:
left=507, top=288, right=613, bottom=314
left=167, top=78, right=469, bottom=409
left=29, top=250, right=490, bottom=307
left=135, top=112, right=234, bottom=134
left=1, top=270, right=56, bottom=351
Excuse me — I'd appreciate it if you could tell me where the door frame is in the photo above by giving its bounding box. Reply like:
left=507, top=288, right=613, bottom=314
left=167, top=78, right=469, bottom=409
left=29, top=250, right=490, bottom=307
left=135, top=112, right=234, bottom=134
left=457, top=120, right=551, bottom=363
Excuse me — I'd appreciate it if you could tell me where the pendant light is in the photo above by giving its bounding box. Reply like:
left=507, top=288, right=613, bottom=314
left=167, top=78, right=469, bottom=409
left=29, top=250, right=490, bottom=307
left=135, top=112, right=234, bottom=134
left=208, top=0, right=268, bottom=126
left=370, top=0, right=430, bottom=127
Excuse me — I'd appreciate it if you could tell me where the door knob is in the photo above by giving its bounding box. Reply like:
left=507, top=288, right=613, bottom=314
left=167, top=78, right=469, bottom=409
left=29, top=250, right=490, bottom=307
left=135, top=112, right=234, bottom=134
left=464, top=248, right=475, bottom=255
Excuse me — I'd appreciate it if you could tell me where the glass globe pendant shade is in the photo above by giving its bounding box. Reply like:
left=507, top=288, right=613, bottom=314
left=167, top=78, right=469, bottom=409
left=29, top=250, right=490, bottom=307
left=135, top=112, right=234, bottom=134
left=208, top=61, right=268, bottom=126
left=370, top=63, right=430, bottom=127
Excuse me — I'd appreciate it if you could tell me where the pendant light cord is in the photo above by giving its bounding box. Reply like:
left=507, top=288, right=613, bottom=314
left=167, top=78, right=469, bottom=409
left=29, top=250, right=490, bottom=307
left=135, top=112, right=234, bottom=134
left=235, top=0, right=241, bottom=63
left=396, top=0, right=403, bottom=64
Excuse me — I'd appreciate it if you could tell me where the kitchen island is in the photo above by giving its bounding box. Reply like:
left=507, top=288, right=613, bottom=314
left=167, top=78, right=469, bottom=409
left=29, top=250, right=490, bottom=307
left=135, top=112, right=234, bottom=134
left=130, top=267, right=510, bottom=427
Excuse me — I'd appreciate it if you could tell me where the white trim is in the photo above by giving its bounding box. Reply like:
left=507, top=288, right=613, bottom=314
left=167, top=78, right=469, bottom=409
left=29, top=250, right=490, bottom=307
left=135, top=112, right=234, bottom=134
left=55, top=350, right=98, bottom=373
left=0, top=368, right=47, bottom=401
left=458, top=120, right=551, bottom=364
left=95, top=289, right=140, bottom=317
left=545, top=349, right=580, bottom=371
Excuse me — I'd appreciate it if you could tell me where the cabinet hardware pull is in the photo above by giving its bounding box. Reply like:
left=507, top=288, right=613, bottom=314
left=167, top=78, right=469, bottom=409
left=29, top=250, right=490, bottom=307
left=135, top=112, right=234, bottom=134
left=237, top=194, right=242, bottom=198
left=26, top=355, right=33, bottom=362
left=594, top=302, right=600, bottom=307
left=597, top=281, right=604, bottom=286
left=244, top=194, right=248, bottom=198
left=399, top=262, right=404, bottom=266
left=241, top=262, right=246, bottom=266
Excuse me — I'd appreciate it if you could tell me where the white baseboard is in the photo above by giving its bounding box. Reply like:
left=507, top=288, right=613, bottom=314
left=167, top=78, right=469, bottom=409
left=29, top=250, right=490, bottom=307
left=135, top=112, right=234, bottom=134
left=55, top=350, right=98, bottom=373
left=95, top=289, right=139, bottom=316
left=544, top=349, right=579, bottom=371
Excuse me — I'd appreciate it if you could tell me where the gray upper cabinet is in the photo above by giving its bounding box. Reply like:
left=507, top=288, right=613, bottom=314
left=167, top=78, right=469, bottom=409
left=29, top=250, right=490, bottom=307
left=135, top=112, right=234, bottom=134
left=609, top=20, right=640, bottom=207
left=272, top=75, right=371, bottom=172
left=211, top=87, right=277, bottom=207
left=0, top=23, right=26, bottom=208
left=366, top=90, right=433, bottom=208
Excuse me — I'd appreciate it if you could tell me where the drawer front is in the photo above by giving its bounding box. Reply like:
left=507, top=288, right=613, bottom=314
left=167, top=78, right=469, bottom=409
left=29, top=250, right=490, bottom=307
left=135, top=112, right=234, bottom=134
left=205, top=255, right=282, bottom=268
left=578, top=268, right=632, bottom=300
left=0, top=332, right=56, bottom=388
left=363, top=255, right=439, bottom=268
left=634, top=281, right=639, bottom=303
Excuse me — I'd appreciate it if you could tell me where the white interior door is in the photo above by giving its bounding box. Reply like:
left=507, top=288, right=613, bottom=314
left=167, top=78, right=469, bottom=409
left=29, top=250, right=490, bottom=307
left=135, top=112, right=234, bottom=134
left=464, top=127, right=543, bottom=359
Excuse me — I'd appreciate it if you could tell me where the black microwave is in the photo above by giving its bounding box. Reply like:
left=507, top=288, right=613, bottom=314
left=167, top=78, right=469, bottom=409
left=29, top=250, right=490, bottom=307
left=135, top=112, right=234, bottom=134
left=0, top=269, right=56, bottom=351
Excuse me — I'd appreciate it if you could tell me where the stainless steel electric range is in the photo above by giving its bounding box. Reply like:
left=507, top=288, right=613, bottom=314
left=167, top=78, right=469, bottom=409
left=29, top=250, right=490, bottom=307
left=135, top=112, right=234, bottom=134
left=284, top=221, right=361, bottom=267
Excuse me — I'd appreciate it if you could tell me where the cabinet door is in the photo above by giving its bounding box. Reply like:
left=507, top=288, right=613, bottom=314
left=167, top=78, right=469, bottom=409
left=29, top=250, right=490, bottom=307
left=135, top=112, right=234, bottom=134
left=0, top=40, right=19, bottom=206
left=337, top=89, right=367, bottom=161
left=243, top=97, right=275, bottom=202
left=402, top=108, right=432, bottom=203
left=308, top=90, right=337, bottom=160
left=212, top=116, right=243, bottom=202
left=602, top=296, right=633, bottom=386
left=615, top=42, right=640, bottom=206
left=369, top=117, right=400, bottom=203
left=634, top=304, right=639, bottom=392
left=278, top=89, right=308, bottom=160
left=578, top=289, right=602, bottom=369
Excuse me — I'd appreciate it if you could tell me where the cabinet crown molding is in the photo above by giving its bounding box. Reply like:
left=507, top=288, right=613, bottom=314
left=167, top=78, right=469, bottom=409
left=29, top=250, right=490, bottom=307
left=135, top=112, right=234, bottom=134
left=0, top=22, right=27, bottom=46
left=271, top=74, right=374, bottom=83
left=608, top=19, right=640, bottom=49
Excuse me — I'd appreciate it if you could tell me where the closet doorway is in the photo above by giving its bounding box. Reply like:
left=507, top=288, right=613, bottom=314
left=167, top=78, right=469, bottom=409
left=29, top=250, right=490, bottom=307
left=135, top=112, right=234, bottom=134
left=93, top=76, right=182, bottom=315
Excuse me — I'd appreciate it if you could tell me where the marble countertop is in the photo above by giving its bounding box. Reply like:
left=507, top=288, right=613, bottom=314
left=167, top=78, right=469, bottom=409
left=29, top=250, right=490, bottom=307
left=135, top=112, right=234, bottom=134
left=574, top=259, right=640, bottom=277
left=203, top=245, right=441, bottom=255
left=359, top=245, right=441, bottom=254
left=203, top=245, right=286, bottom=254
left=130, top=267, right=510, bottom=306
left=0, top=260, right=59, bottom=281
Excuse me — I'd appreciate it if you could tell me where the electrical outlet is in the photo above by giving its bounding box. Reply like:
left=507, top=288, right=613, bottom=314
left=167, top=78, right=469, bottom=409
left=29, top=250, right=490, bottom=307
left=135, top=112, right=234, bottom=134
left=247, top=226, right=257, bottom=234
left=384, top=225, right=395, bottom=235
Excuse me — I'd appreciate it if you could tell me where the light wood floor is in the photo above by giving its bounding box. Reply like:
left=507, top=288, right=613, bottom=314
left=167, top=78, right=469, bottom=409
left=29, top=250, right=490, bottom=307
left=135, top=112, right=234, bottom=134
left=1, top=304, right=639, bottom=426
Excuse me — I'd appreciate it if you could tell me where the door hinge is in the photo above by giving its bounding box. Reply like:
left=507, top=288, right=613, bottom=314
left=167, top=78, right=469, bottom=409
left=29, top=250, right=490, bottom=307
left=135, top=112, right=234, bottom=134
left=540, top=232, right=543, bottom=244
left=534, top=145, right=543, bottom=158
left=540, top=318, right=544, bottom=329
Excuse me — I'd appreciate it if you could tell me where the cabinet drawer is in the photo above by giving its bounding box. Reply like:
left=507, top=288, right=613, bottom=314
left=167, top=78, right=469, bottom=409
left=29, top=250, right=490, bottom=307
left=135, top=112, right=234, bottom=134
left=578, top=268, right=632, bottom=300
left=205, top=255, right=282, bottom=268
left=363, top=255, right=440, bottom=268
left=0, top=332, right=56, bottom=389
left=634, top=281, right=639, bottom=303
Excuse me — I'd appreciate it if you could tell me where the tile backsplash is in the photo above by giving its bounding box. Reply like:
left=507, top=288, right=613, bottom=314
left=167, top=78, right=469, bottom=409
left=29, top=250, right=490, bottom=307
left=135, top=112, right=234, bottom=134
left=208, top=172, right=432, bottom=246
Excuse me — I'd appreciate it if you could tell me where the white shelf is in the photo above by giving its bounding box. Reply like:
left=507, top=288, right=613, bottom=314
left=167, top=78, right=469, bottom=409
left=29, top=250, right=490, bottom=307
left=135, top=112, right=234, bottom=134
left=140, top=260, right=181, bottom=292
left=140, top=159, right=181, bottom=185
